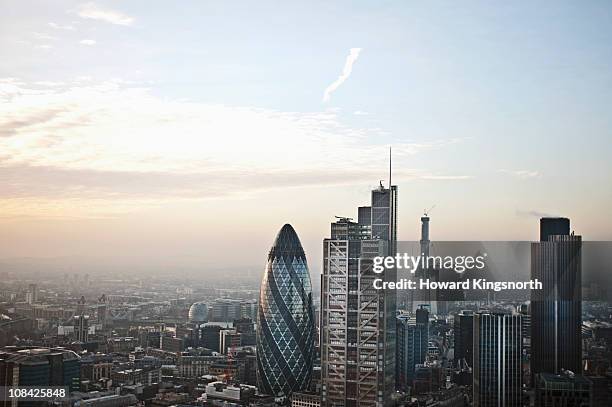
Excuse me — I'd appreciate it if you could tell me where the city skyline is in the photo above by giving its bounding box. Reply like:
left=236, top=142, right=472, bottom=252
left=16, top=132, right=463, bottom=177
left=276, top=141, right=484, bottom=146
left=2, top=1, right=612, bottom=274
left=1, top=3, right=612, bottom=405
left=1, top=187, right=610, bottom=405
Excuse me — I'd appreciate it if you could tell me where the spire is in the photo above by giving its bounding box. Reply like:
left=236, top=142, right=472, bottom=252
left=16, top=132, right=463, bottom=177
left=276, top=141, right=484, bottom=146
left=389, top=145, right=392, bottom=188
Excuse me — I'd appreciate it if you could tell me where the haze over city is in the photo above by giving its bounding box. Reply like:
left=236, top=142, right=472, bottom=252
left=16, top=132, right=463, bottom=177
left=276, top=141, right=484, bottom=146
left=1, top=0, right=611, bottom=275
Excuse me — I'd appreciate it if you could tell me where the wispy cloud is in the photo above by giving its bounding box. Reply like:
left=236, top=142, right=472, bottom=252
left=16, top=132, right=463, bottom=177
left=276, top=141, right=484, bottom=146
left=516, top=209, right=557, bottom=218
left=418, top=174, right=473, bottom=180
left=0, top=78, right=466, bottom=217
left=76, top=2, right=134, bottom=26
left=79, top=39, right=97, bottom=46
left=48, top=22, right=75, bottom=31
left=499, top=169, right=541, bottom=178
left=353, top=110, right=368, bottom=116
left=32, top=32, right=58, bottom=41
left=323, top=48, right=362, bottom=103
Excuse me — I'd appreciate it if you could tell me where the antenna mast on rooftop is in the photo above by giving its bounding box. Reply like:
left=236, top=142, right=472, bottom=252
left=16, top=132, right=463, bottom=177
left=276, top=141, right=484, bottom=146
left=388, top=146, right=392, bottom=188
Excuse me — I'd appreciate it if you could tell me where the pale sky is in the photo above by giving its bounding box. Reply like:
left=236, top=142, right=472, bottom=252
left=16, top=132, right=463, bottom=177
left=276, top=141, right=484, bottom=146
left=1, top=1, right=611, bottom=275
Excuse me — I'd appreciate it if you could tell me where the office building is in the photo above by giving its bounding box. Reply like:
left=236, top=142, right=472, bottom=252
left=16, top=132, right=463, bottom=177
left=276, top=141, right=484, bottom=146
left=531, top=217, right=582, bottom=379
left=453, top=310, right=474, bottom=368
left=320, top=183, right=397, bottom=407
left=473, top=313, right=522, bottom=407
left=0, top=346, right=81, bottom=403
left=199, top=325, right=222, bottom=352
left=292, top=391, right=321, bottom=407
left=188, top=302, right=208, bottom=323
left=535, top=372, right=592, bottom=407
left=396, top=307, right=429, bottom=391
left=256, top=224, right=316, bottom=397
left=219, top=329, right=241, bottom=355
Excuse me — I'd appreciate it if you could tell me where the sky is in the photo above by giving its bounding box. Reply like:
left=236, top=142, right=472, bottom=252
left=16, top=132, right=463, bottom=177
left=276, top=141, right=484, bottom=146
left=1, top=1, right=611, bottom=276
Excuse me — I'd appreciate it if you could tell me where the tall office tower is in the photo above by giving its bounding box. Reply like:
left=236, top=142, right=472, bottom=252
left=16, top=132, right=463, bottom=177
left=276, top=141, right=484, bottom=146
left=321, top=183, right=397, bottom=407
left=531, top=217, right=582, bottom=381
left=257, top=224, right=316, bottom=397
left=453, top=310, right=474, bottom=368
left=396, top=307, right=429, bottom=391
left=473, top=313, right=523, bottom=407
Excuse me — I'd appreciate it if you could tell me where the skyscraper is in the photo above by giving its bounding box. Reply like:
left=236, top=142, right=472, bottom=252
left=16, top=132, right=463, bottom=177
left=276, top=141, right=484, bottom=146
left=473, top=312, right=523, bottom=407
left=531, top=217, right=582, bottom=380
left=256, top=224, right=316, bottom=397
left=320, top=183, right=397, bottom=407
left=396, top=306, right=429, bottom=391
left=453, top=310, right=474, bottom=368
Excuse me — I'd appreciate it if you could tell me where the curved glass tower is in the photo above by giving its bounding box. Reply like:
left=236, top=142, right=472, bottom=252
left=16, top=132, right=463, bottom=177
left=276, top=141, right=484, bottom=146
left=257, top=224, right=315, bottom=397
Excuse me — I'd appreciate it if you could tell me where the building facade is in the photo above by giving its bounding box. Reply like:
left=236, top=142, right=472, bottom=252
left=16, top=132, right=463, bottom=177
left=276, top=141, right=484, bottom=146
left=473, top=313, right=522, bottom=407
left=188, top=302, right=208, bottom=323
left=320, top=184, right=397, bottom=407
left=396, top=306, right=429, bottom=391
left=256, top=224, right=316, bottom=397
left=531, top=217, right=582, bottom=380
left=454, top=310, right=474, bottom=368
left=535, top=372, right=592, bottom=407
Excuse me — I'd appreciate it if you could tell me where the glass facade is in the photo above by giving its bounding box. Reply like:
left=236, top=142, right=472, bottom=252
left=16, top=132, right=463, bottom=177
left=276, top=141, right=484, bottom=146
left=531, top=218, right=582, bottom=380
left=473, top=313, right=522, bottom=407
left=256, top=224, right=315, bottom=397
left=188, top=301, right=208, bottom=323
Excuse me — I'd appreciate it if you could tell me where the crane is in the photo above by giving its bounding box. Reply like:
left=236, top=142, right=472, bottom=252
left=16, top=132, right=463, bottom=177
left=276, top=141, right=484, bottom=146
left=424, top=205, right=436, bottom=217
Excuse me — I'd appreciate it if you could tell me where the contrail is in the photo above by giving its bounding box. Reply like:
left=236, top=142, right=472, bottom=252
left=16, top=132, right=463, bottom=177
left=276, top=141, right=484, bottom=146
left=322, top=48, right=362, bottom=103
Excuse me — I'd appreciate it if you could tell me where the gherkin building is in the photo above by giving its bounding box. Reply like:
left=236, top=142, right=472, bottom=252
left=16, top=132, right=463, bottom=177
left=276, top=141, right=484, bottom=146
left=256, top=224, right=315, bottom=397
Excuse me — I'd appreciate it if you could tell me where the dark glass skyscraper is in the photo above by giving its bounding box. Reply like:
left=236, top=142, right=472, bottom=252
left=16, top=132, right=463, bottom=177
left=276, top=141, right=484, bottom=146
left=453, top=310, right=474, bottom=368
left=256, top=224, right=316, bottom=397
left=531, top=217, right=582, bottom=380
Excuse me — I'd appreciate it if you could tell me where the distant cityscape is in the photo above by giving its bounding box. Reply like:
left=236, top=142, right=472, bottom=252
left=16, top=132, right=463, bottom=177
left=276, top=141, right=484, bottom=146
left=1, top=180, right=611, bottom=407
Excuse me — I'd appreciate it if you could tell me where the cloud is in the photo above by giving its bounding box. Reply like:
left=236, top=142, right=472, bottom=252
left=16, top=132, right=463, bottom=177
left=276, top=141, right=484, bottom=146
left=0, top=108, right=66, bottom=137
left=0, top=164, right=374, bottom=201
left=32, top=32, right=58, bottom=41
left=48, top=22, right=75, bottom=31
left=323, top=48, right=362, bottom=103
left=76, top=2, right=134, bottom=26
left=516, top=209, right=558, bottom=218
left=499, top=169, right=541, bottom=178
left=0, top=78, right=466, bottom=217
left=418, top=174, right=473, bottom=180
left=353, top=110, right=368, bottom=116
left=79, top=39, right=97, bottom=46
